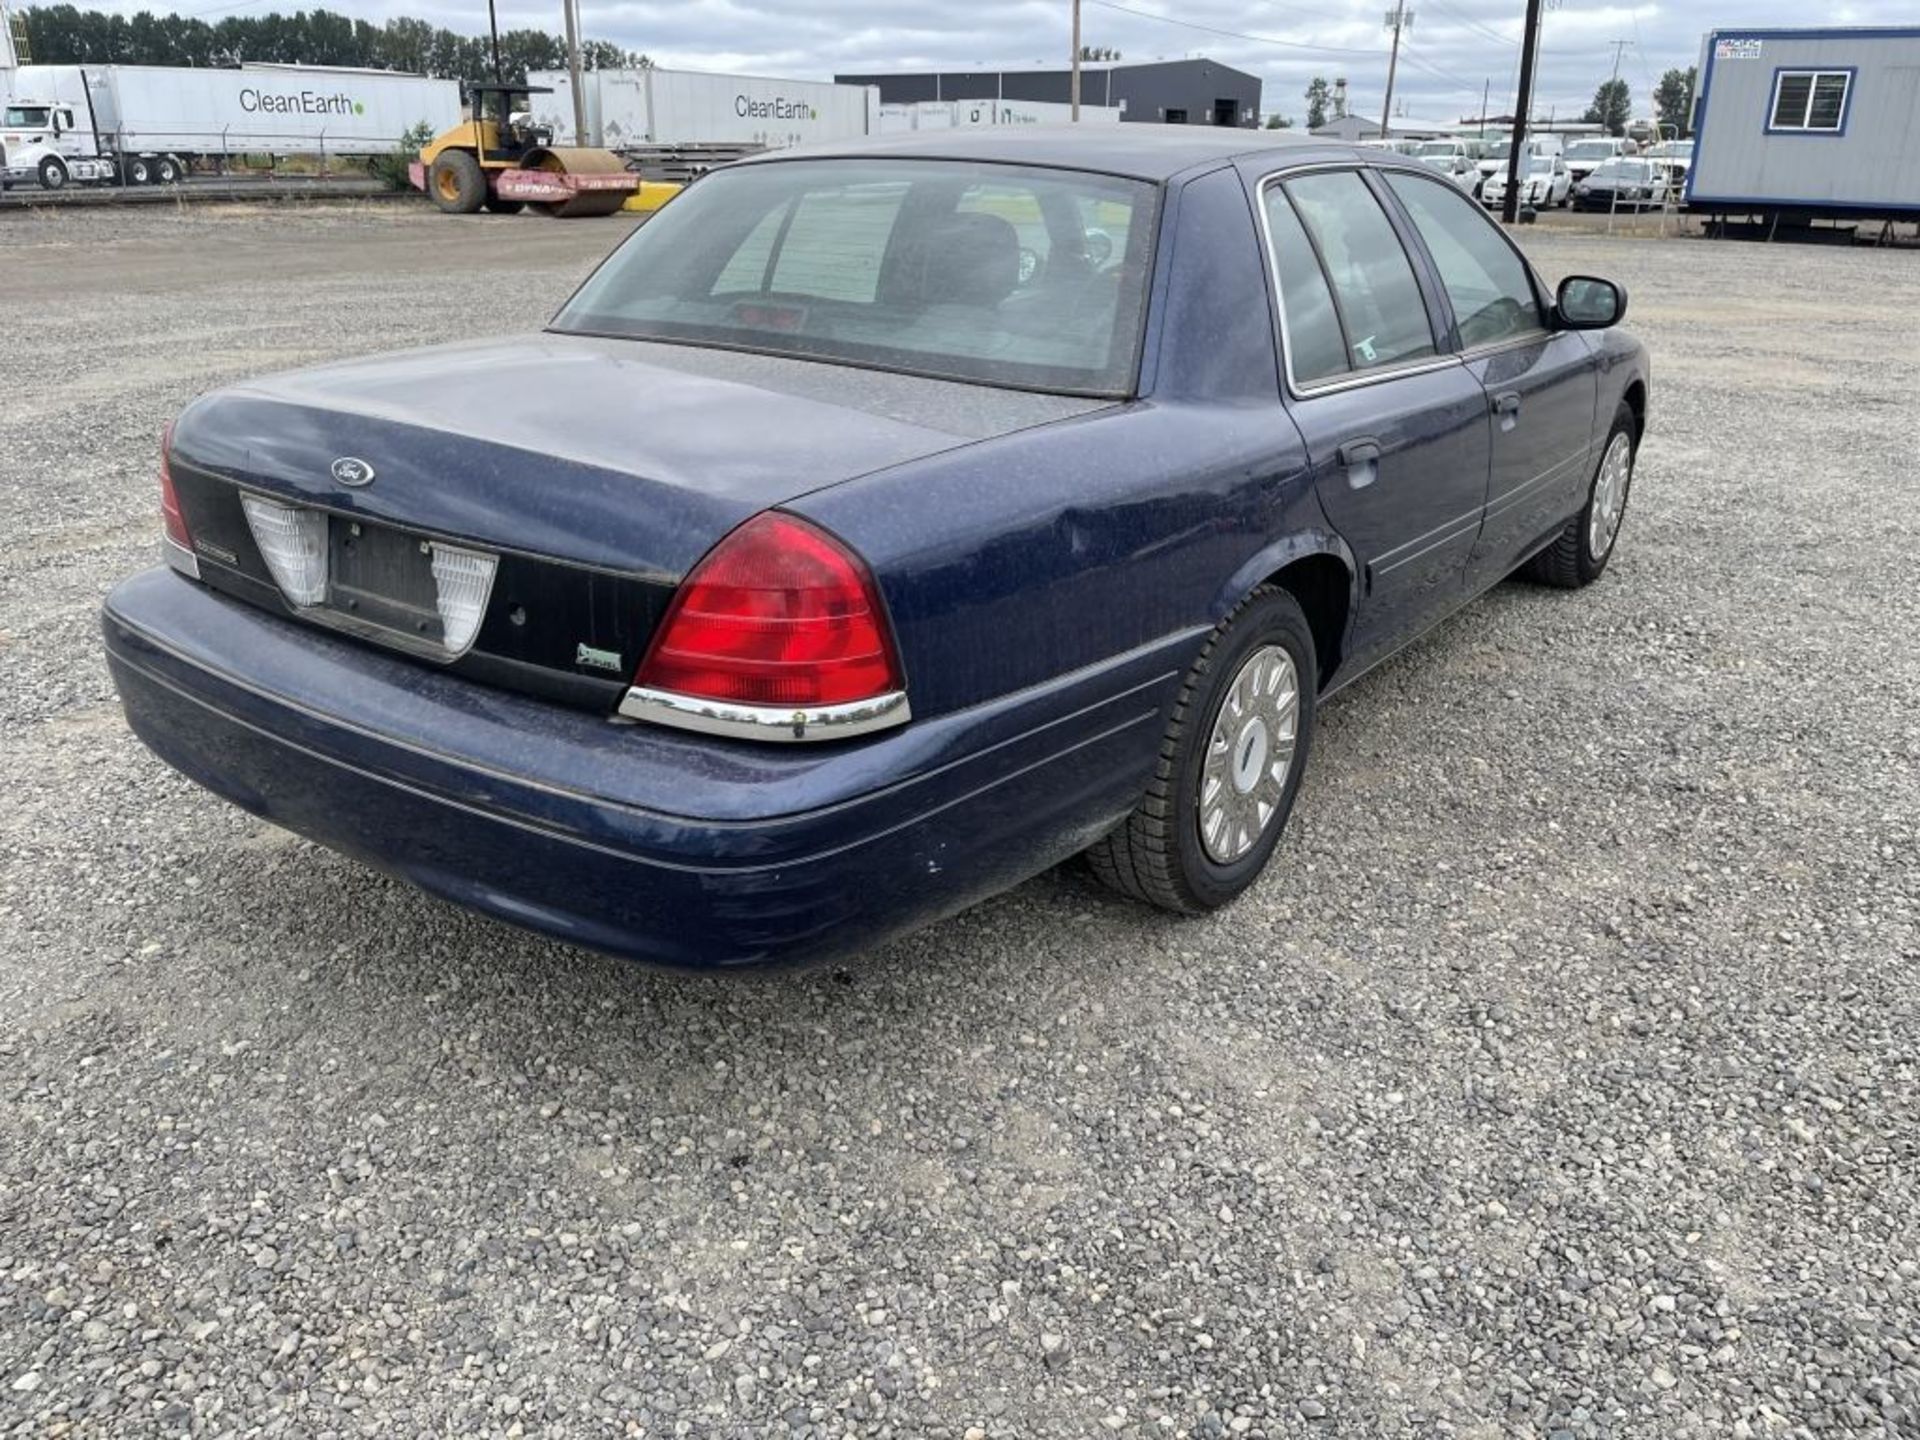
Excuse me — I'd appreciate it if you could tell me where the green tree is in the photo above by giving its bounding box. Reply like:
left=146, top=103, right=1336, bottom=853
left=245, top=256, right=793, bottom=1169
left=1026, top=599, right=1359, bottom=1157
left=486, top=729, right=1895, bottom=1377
left=1653, top=66, right=1696, bottom=139
left=18, top=4, right=644, bottom=84
left=1264, top=113, right=1292, bottom=130
left=1583, top=77, right=1632, bottom=137
left=1305, top=76, right=1330, bottom=131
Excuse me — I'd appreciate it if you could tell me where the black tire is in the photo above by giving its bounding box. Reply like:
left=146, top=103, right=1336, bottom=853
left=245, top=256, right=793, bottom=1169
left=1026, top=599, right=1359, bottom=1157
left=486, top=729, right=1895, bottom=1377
left=125, top=156, right=151, bottom=185
left=155, top=155, right=181, bottom=185
left=427, top=150, right=486, bottom=214
left=1086, top=586, right=1317, bottom=914
left=38, top=156, right=68, bottom=191
left=481, top=194, right=525, bottom=214
left=1522, top=401, right=1638, bottom=588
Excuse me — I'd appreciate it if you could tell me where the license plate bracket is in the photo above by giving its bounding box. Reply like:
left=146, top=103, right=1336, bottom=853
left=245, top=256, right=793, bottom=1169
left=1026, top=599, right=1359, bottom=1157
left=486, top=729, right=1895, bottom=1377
left=327, top=516, right=444, bottom=645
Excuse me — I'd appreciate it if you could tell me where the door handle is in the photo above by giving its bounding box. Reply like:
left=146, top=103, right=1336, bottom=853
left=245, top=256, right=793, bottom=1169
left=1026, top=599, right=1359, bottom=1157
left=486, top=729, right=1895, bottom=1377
left=1337, top=438, right=1381, bottom=489
left=1492, top=391, right=1523, bottom=415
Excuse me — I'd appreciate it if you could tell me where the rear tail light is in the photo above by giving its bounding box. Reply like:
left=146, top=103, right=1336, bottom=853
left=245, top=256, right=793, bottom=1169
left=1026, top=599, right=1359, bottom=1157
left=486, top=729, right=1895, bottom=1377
left=159, top=424, right=191, bottom=549
left=240, top=494, right=328, bottom=607
left=629, top=512, right=906, bottom=738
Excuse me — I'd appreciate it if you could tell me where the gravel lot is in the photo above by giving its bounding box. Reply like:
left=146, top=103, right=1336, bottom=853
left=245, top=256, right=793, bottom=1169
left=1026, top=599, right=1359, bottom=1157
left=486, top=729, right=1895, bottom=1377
left=1, top=203, right=1917, bottom=1439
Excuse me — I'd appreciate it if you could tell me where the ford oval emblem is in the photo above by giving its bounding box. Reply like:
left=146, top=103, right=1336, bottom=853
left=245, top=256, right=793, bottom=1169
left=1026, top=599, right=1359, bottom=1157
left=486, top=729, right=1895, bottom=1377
left=330, top=457, right=375, bottom=488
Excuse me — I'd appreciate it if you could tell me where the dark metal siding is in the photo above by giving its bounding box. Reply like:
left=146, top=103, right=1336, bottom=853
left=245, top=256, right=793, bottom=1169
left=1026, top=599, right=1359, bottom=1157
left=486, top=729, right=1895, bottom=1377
left=835, top=59, right=1257, bottom=125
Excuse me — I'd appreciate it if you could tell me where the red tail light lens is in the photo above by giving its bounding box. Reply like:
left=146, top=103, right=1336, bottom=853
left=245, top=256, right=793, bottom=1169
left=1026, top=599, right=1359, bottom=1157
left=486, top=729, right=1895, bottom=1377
left=159, top=423, right=192, bottom=548
left=636, top=513, right=903, bottom=709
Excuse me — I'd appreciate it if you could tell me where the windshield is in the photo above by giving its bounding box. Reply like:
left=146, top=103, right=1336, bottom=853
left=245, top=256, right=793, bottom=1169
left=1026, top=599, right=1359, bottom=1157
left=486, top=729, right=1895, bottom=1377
left=1566, top=141, right=1614, bottom=160
left=3, top=105, right=52, bottom=128
left=1647, top=141, right=1692, bottom=158
left=1414, top=142, right=1459, bottom=157
left=553, top=159, right=1157, bottom=397
left=1484, top=140, right=1513, bottom=161
left=1594, top=159, right=1653, bottom=181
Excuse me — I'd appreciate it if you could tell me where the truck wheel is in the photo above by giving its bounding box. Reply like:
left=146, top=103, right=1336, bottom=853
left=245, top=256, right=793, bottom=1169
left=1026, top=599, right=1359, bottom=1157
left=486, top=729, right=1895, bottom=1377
left=126, top=157, right=151, bottom=185
left=38, top=156, right=69, bottom=191
left=155, top=156, right=182, bottom=185
left=428, top=151, right=486, bottom=214
left=481, top=194, right=525, bottom=214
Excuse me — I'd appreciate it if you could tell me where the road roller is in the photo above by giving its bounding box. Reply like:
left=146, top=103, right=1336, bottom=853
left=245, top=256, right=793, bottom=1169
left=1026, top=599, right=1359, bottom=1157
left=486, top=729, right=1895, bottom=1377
left=412, top=83, right=636, bottom=218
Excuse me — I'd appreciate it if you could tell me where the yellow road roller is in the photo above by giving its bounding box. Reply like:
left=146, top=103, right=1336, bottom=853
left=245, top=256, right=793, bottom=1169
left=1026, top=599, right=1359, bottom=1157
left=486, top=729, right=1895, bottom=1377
left=412, top=83, right=636, bottom=219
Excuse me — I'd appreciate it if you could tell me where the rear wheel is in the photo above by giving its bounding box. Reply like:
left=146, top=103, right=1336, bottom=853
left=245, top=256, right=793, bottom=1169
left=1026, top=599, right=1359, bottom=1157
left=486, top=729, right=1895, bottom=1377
left=125, top=156, right=152, bottom=185
left=1086, top=587, right=1316, bottom=914
left=154, top=155, right=182, bottom=185
left=1522, top=401, right=1637, bottom=588
left=38, top=156, right=68, bottom=191
left=481, top=194, right=524, bottom=215
left=428, top=150, right=486, bottom=214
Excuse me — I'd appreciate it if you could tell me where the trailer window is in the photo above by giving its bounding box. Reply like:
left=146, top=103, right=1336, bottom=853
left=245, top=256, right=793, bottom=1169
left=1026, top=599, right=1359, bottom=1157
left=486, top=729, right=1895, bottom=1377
left=1769, top=70, right=1852, bottom=133
left=553, top=158, right=1158, bottom=398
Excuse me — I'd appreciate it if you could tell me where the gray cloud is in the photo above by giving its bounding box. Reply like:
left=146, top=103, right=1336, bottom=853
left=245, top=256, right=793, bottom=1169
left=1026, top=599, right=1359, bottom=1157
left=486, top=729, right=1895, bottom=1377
left=82, top=0, right=1920, bottom=124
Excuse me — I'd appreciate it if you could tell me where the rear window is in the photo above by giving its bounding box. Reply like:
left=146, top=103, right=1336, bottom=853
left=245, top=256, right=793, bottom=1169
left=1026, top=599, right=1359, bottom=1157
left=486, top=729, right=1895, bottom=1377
left=553, top=158, right=1159, bottom=397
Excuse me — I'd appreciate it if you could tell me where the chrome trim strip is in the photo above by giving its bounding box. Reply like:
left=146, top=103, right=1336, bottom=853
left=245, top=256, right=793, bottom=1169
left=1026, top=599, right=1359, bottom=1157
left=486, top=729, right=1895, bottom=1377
left=1373, top=512, right=1484, bottom=577
left=162, top=536, right=201, bottom=580
left=1482, top=447, right=1591, bottom=521
left=619, top=687, right=912, bottom=743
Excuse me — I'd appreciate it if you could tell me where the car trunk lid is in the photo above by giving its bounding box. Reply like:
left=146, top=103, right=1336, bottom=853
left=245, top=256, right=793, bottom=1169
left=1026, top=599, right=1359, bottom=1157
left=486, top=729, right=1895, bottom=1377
left=166, top=333, right=1107, bottom=712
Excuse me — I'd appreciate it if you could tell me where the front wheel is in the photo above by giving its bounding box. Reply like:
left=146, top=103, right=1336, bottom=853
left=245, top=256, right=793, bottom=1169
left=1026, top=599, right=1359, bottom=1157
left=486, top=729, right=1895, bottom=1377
left=1522, top=402, right=1637, bottom=588
left=428, top=150, right=486, bottom=214
left=1086, top=587, right=1317, bottom=914
left=38, top=156, right=69, bottom=191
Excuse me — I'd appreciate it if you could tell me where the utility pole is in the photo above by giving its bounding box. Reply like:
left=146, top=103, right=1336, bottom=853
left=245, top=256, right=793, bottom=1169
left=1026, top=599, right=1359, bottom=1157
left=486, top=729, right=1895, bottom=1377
left=1502, top=0, right=1544, bottom=224
left=486, top=0, right=503, bottom=83
left=1070, top=0, right=1082, bottom=121
left=1379, top=3, right=1412, bottom=142
left=563, top=0, right=586, bottom=144
left=1608, top=38, right=1632, bottom=83
left=1480, top=77, right=1490, bottom=129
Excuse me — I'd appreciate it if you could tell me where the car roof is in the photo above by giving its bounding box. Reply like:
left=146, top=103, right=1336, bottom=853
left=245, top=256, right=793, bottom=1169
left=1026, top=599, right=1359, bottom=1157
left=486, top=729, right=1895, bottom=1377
left=731, top=125, right=1399, bottom=183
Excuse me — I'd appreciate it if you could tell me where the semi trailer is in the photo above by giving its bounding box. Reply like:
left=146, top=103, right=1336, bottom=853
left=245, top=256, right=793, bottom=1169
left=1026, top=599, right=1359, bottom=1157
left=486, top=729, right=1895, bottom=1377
left=2, top=62, right=459, bottom=191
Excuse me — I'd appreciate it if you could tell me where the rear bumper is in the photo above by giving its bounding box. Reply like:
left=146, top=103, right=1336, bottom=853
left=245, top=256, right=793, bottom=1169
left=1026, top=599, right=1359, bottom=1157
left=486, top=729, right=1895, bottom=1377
left=103, top=569, right=1184, bottom=970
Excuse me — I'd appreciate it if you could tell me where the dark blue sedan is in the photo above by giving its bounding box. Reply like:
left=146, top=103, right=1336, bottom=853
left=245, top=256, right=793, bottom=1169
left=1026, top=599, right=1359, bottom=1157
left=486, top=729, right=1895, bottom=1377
left=103, top=127, right=1649, bottom=970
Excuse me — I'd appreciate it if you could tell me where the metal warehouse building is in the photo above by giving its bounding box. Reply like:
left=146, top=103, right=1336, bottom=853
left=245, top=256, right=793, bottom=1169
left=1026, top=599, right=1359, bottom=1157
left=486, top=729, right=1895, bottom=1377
left=1687, top=26, right=1920, bottom=224
left=833, top=58, right=1261, bottom=128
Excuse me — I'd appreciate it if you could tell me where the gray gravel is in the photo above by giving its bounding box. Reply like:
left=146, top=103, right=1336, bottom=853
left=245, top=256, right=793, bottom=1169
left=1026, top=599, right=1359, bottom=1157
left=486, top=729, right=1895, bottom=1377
left=2, top=204, right=1918, bottom=1438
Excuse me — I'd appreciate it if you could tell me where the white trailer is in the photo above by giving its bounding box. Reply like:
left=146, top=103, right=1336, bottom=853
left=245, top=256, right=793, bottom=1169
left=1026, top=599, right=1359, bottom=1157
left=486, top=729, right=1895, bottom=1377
left=3, top=61, right=459, bottom=191
left=529, top=68, right=877, bottom=152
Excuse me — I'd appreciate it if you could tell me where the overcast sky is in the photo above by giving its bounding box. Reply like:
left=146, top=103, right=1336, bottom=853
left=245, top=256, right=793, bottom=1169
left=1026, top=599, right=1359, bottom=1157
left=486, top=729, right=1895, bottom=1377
left=99, top=1, right=1920, bottom=123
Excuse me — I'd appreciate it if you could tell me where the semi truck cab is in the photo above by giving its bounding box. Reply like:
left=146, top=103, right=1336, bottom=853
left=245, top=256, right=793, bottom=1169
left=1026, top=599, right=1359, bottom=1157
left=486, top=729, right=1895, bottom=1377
left=1, top=98, right=116, bottom=189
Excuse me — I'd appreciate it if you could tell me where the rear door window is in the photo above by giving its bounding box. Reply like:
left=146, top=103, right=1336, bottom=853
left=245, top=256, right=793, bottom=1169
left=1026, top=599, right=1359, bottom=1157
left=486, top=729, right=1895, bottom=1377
left=1279, top=171, right=1437, bottom=372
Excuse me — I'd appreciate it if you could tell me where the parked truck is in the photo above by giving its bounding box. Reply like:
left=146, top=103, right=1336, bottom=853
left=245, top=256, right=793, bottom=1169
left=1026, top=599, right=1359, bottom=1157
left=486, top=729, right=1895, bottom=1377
left=2, top=61, right=459, bottom=191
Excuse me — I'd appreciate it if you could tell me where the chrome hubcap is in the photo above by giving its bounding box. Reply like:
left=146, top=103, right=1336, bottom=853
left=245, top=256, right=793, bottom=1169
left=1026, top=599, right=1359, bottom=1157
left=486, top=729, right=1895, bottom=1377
left=1199, top=645, right=1299, bottom=865
left=1588, top=431, right=1633, bottom=560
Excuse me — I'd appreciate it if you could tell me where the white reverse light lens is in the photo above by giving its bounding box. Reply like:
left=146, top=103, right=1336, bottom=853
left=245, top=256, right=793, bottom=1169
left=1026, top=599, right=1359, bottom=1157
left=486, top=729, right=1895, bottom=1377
left=429, top=543, right=498, bottom=655
left=240, top=495, right=328, bottom=607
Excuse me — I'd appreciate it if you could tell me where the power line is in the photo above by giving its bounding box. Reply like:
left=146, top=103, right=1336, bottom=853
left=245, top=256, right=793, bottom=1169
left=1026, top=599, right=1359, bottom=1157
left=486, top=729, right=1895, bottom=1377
left=1081, top=0, right=1388, bottom=60
left=1416, top=0, right=1519, bottom=51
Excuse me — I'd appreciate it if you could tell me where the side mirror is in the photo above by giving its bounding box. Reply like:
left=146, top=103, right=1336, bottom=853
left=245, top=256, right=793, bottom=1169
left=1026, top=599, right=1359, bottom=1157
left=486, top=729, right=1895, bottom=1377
left=1556, top=275, right=1627, bottom=330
